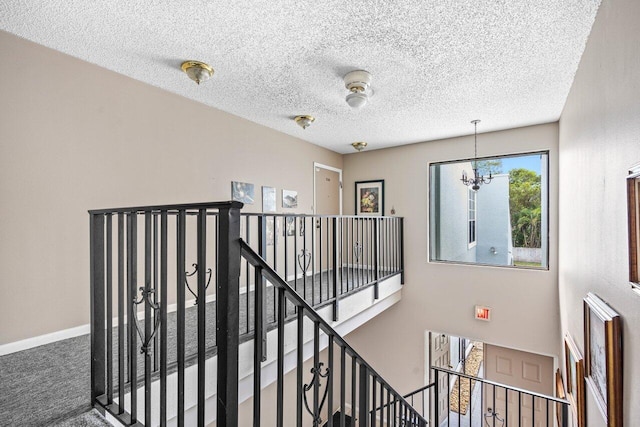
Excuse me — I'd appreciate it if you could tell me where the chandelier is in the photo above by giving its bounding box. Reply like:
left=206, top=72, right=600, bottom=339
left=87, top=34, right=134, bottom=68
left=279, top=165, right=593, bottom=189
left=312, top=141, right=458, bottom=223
left=461, top=120, right=492, bottom=191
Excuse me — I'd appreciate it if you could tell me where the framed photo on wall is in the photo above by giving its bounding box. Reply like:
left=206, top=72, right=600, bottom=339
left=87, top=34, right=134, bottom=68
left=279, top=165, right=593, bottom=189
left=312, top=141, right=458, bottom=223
left=555, top=369, right=566, bottom=427
left=355, top=180, right=384, bottom=216
left=627, top=162, right=640, bottom=294
left=583, top=293, right=623, bottom=427
left=564, top=334, right=586, bottom=427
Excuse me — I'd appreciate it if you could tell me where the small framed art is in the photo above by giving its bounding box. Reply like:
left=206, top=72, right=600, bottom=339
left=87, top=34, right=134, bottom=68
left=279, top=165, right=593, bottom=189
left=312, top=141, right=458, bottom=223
left=564, top=334, right=586, bottom=427
left=583, top=293, right=623, bottom=427
left=355, top=180, right=384, bottom=216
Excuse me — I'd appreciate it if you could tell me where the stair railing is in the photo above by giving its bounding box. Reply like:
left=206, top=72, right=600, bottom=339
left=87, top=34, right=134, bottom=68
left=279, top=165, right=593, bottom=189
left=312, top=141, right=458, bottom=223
left=241, top=239, right=426, bottom=427
left=429, top=366, right=569, bottom=427
left=89, top=201, right=408, bottom=426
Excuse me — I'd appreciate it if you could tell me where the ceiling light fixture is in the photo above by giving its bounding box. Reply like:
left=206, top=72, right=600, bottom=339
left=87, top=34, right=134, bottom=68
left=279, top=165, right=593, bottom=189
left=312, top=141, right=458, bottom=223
left=461, top=120, right=492, bottom=191
left=344, top=70, right=372, bottom=109
left=294, top=115, right=315, bottom=129
left=351, top=142, right=368, bottom=152
left=181, top=61, right=214, bottom=85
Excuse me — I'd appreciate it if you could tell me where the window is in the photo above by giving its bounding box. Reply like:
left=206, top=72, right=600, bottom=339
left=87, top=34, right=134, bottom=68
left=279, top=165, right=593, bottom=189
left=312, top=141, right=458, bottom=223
left=429, top=152, right=549, bottom=268
left=627, top=163, right=640, bottom=294
left=468, top=189, right=477, bottom=247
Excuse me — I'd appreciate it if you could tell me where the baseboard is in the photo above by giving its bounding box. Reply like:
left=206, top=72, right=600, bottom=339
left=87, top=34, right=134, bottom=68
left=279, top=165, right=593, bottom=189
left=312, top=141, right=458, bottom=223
left=0, top=324, right=90, bottom=356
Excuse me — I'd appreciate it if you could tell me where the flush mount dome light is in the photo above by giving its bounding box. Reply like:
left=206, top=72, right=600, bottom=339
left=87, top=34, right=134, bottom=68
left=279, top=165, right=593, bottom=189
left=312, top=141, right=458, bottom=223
left=181, top=61, right=214, bottom=85
left=294, top=115, right=315, bottom=129
left=344, top=70, right=372, bottom=109
left=351, top=141, right=368, bottom=152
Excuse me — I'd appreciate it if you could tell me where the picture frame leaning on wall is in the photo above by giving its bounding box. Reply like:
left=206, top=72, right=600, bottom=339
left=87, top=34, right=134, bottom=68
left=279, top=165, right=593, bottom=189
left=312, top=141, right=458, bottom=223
left=564, top=334, right=586, bottom=427
left=583, top=293, right=623, bottom=427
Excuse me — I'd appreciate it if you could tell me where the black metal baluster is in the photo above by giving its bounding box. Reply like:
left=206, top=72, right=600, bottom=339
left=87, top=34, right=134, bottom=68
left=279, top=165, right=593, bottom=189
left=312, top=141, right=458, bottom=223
left=176, top=210, right=186, bottom=426
left=117, top=213, right=125, bottom=415
left=373, top=219, right=379, bottom=300
left=303, top=217, right=308, bottom=303
left=313, top=322, right=320, bottom=424
left=297, top=308, right=304, bottom=427
left=273, top=215, right=278, bottom=273
left=340, top=345, right=346, bottom=427
left=312, top=218, right=316, bottom=306
left=518, top=391, right=522, bottom=427
left=127, top=213, right=138, bottom=421
left=276, top=287, right=285, bottom=427
left=327, top=335, right=334, bottom=427
left=386, top=389, right=391, bottom=427
left=197, top=209, right=207, bottom=426
left=89, top=214, right=105, bottom=405
left=359, top=364, right=368, bottom=427
left=532, top=395, right=535, bottom=427
left=458, top=372, right=462, bottom=425
left=332, top=217, right=339, bottom=321
left=253, top=264, right=264, bottom=427
left=399, top=218, right=404, bottom=284
left=319, top=217, right=323, bottom=304
left=371, top=376, right=376, bottom=427
left=153, top=214, right=159, bottom=372
left=294, top=216, right=299, bottom=309
left=105, top=214, right=113, bottom=404
left=246, top=215, right=251, bottom=334
left=160, top=211, right=168, bottom=426
left=352, top=357, right=357, bottom=422
left=144, top=212, right=152, bottom=425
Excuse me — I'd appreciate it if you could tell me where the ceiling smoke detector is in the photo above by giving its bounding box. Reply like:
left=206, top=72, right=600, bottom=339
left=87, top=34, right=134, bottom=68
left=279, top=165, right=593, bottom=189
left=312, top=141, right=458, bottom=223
left=344, top=70, right=372, bottom=109
left=181, top=61, right=214, bottom=85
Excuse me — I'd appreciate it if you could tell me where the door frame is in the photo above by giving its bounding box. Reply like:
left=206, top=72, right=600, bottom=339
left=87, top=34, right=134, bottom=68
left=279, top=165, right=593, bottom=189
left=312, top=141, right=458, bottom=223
left=313, top=162, right=343, bottom=215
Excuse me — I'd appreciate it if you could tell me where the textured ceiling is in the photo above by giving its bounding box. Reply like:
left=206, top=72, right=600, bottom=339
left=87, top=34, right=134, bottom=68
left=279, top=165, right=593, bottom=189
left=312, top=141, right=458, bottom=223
left=1, top=1, right=601, bottom=153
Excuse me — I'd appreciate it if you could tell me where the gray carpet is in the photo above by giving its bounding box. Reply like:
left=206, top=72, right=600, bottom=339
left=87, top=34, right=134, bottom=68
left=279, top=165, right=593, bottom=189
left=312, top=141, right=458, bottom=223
left=0, top=267, right=378, bottom=426
left=53, top=409, right=111, bottom=427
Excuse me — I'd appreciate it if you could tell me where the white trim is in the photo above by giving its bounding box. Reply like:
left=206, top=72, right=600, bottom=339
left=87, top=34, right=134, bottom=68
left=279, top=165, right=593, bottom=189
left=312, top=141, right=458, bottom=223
left=313, top=162, right=343, bottom=215
left=0, top=292, right=215, bottom=356
left=0, top=324, right=91, bottom=356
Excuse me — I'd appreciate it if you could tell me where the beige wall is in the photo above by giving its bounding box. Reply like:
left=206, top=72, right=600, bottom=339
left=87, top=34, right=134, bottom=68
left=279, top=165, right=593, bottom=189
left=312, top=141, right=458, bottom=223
left=342, top=123, right=560, bottom=394
left=0, top=31, right=342, bottom=344
left=558, top=0, right=640, bottom=425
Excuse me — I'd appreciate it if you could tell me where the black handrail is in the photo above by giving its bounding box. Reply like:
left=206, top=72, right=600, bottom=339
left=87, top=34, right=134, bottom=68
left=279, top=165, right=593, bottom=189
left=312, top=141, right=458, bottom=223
left=90, top=202, right=408, bottom=426
left=241, top=239, right=427, bottom=426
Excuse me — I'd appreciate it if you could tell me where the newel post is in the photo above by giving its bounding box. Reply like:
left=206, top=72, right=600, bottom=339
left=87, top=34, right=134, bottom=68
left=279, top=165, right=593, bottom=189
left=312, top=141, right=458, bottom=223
left=216, top=203, right=242, bottom=426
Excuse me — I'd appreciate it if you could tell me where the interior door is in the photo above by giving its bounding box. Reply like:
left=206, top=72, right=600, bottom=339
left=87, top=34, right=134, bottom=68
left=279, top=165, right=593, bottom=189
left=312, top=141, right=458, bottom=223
left=483, top=344, right=554, bottom=427
left=314, top=164, right=342, bottom=274
left=430, top=332, right=451, bottom=426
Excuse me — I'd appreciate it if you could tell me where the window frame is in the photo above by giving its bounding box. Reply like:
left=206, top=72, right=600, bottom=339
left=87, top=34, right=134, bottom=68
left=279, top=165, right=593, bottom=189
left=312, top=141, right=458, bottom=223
left=428, top=150, right=550, bottom=270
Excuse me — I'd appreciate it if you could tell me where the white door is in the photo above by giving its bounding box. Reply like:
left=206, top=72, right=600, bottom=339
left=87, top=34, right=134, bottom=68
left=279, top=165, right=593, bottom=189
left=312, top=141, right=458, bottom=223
left=430, top=332, right=451, bottom=425
left=483, top=344, right=554, bottom=427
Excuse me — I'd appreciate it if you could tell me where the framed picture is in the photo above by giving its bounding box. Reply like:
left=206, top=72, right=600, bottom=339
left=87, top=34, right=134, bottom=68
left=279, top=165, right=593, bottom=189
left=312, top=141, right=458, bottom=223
left=284, top=216, right=295, bottom=236
left=355, top=180, right=384, bottom=216
left=231, top=181, right=255, bottom=204
left=583, top=293, right=623, bottom=427
left=262, top=186, right=276, bottom=212
left=627, top=162, right=640, bottom=294
left=555, top=369, right=566, bottom=427
left=282, top=190, right=298, bottom=208
left=564, top=334, right=586, bottom=427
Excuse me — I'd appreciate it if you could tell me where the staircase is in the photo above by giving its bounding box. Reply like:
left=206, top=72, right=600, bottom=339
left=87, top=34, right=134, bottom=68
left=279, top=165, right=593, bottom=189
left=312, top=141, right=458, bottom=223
left=89, top=201, right=415, bottom=426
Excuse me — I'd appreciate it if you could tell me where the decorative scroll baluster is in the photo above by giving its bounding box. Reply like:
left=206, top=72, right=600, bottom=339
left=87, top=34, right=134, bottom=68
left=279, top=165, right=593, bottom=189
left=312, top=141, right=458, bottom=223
left=303, top=362, right=331, bottom=427
left=132, top=287, right=161, bottom=354
left=297, top=249, right=312, bottom=274
left=184, top=262, right=212, bottom=305
left=354, top=241, right=363, bottom=261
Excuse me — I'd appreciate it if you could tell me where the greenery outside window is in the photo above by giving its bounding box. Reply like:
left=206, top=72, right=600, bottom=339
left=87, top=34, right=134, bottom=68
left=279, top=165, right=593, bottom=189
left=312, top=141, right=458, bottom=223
left=429, top=152, right=549, bottom=269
